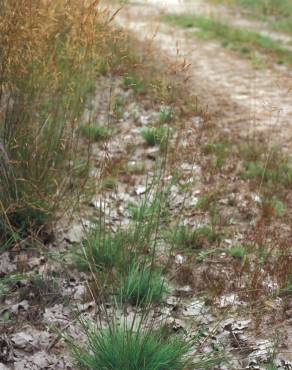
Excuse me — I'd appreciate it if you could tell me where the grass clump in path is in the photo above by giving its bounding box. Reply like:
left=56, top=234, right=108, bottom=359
left=141, top=126, right=170, bottom=148
left=118, top=263, right=167, bottom=306
left=79, top=124, right=111, bottom=142
left=69, top=321, right=192, bottom=370
left=162, top=14, right=292, bottom=65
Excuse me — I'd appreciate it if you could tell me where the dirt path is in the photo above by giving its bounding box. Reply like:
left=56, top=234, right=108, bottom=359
left=114, top=0, right=292, bottom=148
left=147, top=0, right=292, bottom=47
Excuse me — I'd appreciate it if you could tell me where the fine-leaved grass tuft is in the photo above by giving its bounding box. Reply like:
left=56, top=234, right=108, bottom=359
left=79, top=124, right=111, bottom=142
left=118, top=263, right=167, bottom=306
left=228, top=246, right=246, bottom=260
left=69, top=320, right=192, bottom=370
left=168, top=225, right=221, bottom=251
left=73, top=226, right=129, bottom=272
left=141, top=126, right=169, bottom=148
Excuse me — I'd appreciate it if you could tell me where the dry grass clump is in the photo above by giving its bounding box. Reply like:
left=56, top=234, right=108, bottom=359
left=0, top=0, right=118, bottom=243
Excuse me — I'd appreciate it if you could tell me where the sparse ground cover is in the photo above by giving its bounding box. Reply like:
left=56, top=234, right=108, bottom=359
left=162, top=13, right=292, bottom=66
left=215, top=0, right=292, bottom=34
left=0, top=1, right=291, bottom=369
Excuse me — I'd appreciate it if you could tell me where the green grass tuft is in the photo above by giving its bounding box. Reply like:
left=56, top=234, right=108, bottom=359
left=242, top=160, right=292, bottom=187
left=118, top=263, right=167, bottom=306
left=167, top=224, right=221, bottom=251
left=228, top=246, right=246, bottom=259
left=79, top=124, right=111, bottom=141
left=73, top=226, right=130, bottom=272
left=159, top=107, right=173, bottom=124
left=70, top=322, right=192, bottom=370
left=141, top=126, right=169, bottom=148
left=124, top=75, right=145, bottom=94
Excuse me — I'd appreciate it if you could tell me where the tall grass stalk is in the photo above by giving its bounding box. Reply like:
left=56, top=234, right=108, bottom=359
left=0, top=0, right=113, bottom=243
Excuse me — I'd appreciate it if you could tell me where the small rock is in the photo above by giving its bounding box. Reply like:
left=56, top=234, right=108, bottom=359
left=0, top=252, right=16, bottom=275
left=64, top=224, right=83, bottom=244
left=174, top=254, right=184, bottom=264
left=135, top=185, right=146, bottom=195
left=11, top=332, right=35, bottom=351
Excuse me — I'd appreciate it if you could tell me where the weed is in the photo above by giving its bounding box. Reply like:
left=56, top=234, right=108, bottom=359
left=168, top=224, right=221, bottom=251
left=159, top=107, right=173, bottom=124
left=228, top=245, right=246, bottom=259
left=112, top=96, right=125, bottom=120
left=102, top=177, right=118, bottom=191
left=261, top=196, right=286, bottom=218
left=141, top=126, right=169, bottom=148
left=73, top=160, right=91, bottom=178
left=202, top=141, right=232, bottom=170
left=68, top=320, right=192, bottom=370
left=195, top=194, right=213, bottom=211
left=79, top=124, right=111, bottom=142
left=118, top=263, right=167, bottom=306
left=124, top=75, right=145, bottom=94
left=239, top=142, right=265, bottom=162
left=277, top=274, right=292, bottom=297
left=265, top=362, right=278, bottom=370
left=73, top=225, right=129, bottom=272
left=196, top=249, right=218, bottom=262
left=128, top=198, right=169, bottom=223
left=242, top=159, right=292, bottom=187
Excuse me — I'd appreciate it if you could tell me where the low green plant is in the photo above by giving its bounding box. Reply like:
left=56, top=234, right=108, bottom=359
left=196, top=248, right=219, bottom=262
left=242, top=160, right=292, bottom=187
left=228, top=245, right=246, bottom=259
left=265, top=362, right=278, bottom=370
left=196, top=225, right=221, bottom=244
left=112, top=96, right=124, bottom=120
left=202, top=141, right=231, bottom=169
left=159, top=107, right=173, bottom=124
left=141, top=126, right=169, bottom=148
left=277, top=274, right=292, bottom=297
left=73, top=160, right=91, bottom=178
left=69, top=321, right=192, bottom=370
left=73, top=225, right=130, bottom=272
left=128, top=198, right=169, bottom=223
left=168, top=225, right=201, bottom=250
left=261, top=196, right=286, bottom=218
left=168, top=224, right=221, bottom=251
left=79, top=124, right=111, bottom=141
left=118, top=263, right=167, bottom=306
left=124, top=75, right=145, bottom=94
left=102, top=177, right=118, bottom=190
left=195, top=195, right=213, bottom=211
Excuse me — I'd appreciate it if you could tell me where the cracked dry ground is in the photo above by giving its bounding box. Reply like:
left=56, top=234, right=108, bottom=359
left=1, top=2, right=292, bottom=370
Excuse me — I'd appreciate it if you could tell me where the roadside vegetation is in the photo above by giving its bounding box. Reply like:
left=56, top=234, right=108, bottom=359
left=216, top=0, right=292, bottom=34
left=162, top=13, right=292, bottom=66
